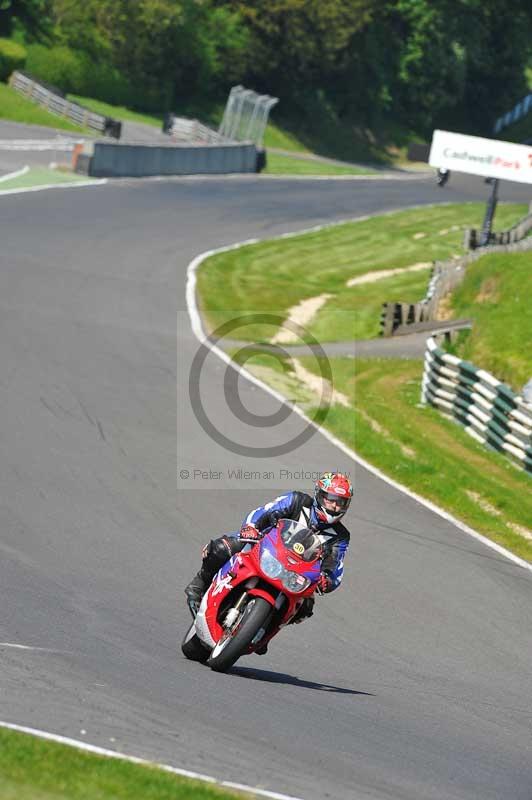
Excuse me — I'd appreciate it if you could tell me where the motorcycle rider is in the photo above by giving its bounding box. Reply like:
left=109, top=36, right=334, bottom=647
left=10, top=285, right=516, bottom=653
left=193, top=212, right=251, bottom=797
left=184, top=472, right=353, bottom=642
left=437, top=167, right=450, bottom=187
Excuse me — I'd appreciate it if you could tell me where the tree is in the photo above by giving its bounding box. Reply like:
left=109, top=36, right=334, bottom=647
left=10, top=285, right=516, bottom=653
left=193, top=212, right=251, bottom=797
left=0, top=0, right=52, bottom=39
left=51, top=0, right=248, bottom=104
left=216, top=0, right=379, bottom=98
left=457, top=0, right=532, bottom=133
left=379, top=0, right=532, bottom=135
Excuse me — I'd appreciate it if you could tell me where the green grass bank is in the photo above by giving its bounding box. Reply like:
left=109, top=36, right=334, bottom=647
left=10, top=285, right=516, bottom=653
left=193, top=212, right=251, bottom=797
left=264, top=152, right=374, bottom=176
left=197, top=203, right=527, bottom=345
left=0, top=166, right=97, bottom=191
left=449, top=250, right=532, bottom=389
left=0, top=727, right=258, bottom=800
left=0, top=82, right=87, bottom=132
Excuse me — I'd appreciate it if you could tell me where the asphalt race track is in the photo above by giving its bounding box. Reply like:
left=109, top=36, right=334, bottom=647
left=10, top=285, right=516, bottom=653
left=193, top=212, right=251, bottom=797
left=1, top=171, right=532, bottom=800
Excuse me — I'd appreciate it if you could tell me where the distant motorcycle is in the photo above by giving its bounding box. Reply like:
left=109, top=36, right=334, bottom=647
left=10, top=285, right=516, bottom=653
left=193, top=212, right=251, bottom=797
left=181, top=519, right=322, bottom=672
left=437, top=167, right=450, bottom=187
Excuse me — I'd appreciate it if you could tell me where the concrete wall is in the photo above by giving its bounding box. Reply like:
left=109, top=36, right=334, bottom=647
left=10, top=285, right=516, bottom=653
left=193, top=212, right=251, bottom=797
left=83, top=142, right=259, bottom=178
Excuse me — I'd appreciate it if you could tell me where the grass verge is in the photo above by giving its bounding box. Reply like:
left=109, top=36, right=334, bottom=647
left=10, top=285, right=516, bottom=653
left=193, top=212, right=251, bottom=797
left=264, top=152, right=373, bottom=176
left=197, top=203, right=527, bottom=344
left=0, top=166, right=95, bottom=191
left=0, top=727, right=257, bottom=800
left=68, top=94, right=163, bottom=128
left=0, top=82, right=87, bottom=133
left=262, top=122, right=309, bottom=152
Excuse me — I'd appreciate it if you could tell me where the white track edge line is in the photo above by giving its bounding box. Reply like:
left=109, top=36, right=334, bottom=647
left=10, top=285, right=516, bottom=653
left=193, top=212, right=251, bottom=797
left=0, top=722, right=305, bottom=800
left=185, top=212, right=532, bottom=575
left=0, top=178, right=107, bottom=196
left=0, top=165, right=29, bottom=183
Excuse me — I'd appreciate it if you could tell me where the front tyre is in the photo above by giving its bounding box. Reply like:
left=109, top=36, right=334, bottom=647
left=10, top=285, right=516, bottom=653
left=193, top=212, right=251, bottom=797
left=207, top=597, right=272, bottom=673
left=181, top=623, right=209, bottom=663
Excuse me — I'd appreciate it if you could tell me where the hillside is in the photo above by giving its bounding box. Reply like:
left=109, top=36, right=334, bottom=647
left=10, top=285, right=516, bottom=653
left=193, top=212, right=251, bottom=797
left=449, top=249, right=532, bottom=391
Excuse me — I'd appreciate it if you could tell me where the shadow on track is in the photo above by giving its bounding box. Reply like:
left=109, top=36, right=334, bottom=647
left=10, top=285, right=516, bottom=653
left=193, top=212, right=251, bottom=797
left=230, top=666, right=374, bottom=696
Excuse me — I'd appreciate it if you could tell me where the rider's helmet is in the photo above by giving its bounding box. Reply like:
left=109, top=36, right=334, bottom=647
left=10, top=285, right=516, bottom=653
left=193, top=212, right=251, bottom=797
left=313, top=472, right=353, bottom=524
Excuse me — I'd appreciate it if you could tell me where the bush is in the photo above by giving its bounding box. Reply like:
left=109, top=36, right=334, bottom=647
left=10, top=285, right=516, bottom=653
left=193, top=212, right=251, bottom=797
left=0, top=38, right=26, bottom=81
left=24, top=43, right=170, bottom=113
left=25, top=44, right=86, bottom=95
left=80, top=63, right=172, bottom=112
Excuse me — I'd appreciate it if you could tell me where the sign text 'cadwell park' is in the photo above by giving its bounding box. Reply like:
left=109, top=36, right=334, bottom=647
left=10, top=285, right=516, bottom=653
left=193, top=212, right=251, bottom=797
left=430, top=130, right=532, bottom=184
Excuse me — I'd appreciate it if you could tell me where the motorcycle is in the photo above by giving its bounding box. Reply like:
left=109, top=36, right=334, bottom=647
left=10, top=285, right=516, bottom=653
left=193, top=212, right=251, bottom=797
left=437, top=167, right=450, bottom=187
left=181, top=518, right=323, bottom=672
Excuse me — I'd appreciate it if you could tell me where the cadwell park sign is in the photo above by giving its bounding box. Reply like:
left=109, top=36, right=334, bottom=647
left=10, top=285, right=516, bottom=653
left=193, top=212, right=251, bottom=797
left=429, top=129, right=532, bottom=184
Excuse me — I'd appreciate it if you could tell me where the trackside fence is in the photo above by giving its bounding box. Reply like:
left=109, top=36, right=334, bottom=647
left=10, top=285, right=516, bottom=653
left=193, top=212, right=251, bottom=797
left=8, top=71, right=121, bottom=138
left=464, top=204, right=532, bottom=250
left=380, top=258, right=467, bottom=336
left=422, top=337, right=532, bottom=474
left=380, top=229, right=532, bottom=336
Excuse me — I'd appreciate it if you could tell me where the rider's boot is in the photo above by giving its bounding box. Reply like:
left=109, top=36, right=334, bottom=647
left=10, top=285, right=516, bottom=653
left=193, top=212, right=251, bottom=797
left=287, top=596, right=314, bottom=625
left=185, top=537, right=235, bottom=618
left=184, top=567, right=210, bottom=618
left=255, top=598, right=315, bottom=655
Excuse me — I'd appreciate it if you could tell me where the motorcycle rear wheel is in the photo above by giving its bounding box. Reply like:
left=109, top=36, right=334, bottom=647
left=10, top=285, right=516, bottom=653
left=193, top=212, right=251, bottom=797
left=207, top=597, right=271, bottom=673
left=181, top=623, right=210, bottom=663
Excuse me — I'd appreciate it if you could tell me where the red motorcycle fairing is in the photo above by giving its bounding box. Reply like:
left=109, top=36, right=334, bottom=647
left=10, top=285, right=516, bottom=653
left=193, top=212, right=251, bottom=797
left=194, top=521, right=321, bottom=652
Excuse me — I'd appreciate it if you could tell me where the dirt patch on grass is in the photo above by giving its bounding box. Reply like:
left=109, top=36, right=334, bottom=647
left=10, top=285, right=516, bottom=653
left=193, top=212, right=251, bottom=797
left=271, top=293, right=333, bottom=343
left=346, top=262, right=431, bottom=288
left=435, top=292, right=454, bottom=321
left=475, top=276, right=500, bottom=304
left=438, top=225, right=459, bottom=236
left=466, top=490, right=532, bottom=540
left=508, top=522, right=532, bottom=541
left=291, top=358, right=350, bottom=408
left=465, top=490, right=501, bottom=516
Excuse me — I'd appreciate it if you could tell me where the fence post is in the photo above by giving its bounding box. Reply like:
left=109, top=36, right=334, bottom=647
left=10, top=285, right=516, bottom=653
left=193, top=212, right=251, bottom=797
left=380, top=303, right=395, bottom=337
left=479, top=178, right=499, bottom=247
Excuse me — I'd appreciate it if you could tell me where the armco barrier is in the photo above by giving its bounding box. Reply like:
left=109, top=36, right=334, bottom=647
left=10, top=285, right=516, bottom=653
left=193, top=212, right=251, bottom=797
left=164, top=114, right=230, bottom=145
left=8, top=71, right=121, bottom=138
left=422, top=337, right=532, bottom=474
left=494, top=93, right=532, bottom=134
left=80, top=141, right=259, bottom=177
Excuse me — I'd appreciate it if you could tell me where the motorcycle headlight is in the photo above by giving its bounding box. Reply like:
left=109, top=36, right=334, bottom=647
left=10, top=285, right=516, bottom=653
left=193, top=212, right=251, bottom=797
left=282, top=572, right=311, bottom=593
left=260, top=548, right=284, bottom=579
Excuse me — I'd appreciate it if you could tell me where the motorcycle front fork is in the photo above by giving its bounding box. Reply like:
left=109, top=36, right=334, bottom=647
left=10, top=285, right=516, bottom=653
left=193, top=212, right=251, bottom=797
left=223, top=591, right=249, bottom=628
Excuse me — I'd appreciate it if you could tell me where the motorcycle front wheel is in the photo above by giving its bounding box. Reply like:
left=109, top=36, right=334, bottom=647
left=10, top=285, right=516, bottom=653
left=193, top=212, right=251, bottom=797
left=207, top=597, right=272, bottom=673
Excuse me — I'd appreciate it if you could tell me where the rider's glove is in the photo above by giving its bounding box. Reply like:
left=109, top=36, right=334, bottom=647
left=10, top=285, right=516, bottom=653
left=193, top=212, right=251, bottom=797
left=240, top=524, right=261, bottom=541
left=316, top=573, right=332, bottom=595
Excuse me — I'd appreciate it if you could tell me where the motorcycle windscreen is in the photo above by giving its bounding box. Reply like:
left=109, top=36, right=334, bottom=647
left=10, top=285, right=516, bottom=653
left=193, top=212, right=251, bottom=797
left=277, top=518, right=322, bottom=562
